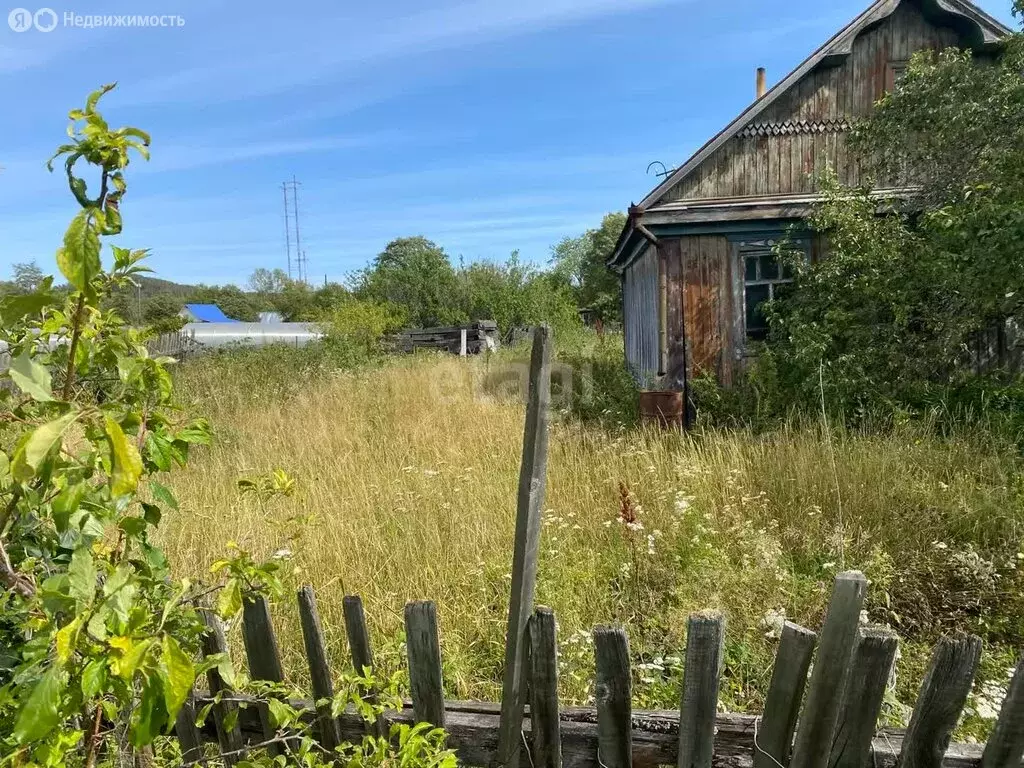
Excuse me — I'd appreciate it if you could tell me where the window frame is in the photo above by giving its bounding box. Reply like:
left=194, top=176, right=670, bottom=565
left=733, top=237, right=807, bottom=353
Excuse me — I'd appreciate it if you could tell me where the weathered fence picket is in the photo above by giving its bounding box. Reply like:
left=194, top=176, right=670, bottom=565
left=829, top=626, right=899, bottom=768
left=405, top=599, right=446, bottom=728
left=790, top=570, right=869, bottom=768
left=241, top=595, right=286, bottom=755
left=898, top=635, right=983, bottom=768
left=200, top=609, right=244, bottom=764
left=175, top=578, right=1023, bottom=768
left=529, top=607, right=562, bottom=768
left=593, top=625, right=632, bottom=768
left=677, top=613, right=725, bottom=768
left=754, top=621, right=816, bottom=768
left=981, top=654, right=1024, bottom=768
left=297, top=585, right=342, bottom=750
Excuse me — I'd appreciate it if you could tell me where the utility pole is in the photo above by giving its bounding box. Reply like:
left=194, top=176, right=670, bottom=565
left=281, top=182, right=292, bottom=279
left=291, top=176, right=303, bottom=283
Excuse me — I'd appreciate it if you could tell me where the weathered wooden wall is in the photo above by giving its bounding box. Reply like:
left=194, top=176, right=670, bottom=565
left=660, top=235, right=735, bottom=388
left=622, top=245, right=661, bottom=384
left=664, top=1, right=961, bottom=202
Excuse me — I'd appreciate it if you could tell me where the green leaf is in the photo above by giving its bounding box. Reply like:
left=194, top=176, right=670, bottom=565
left=9, top=350, right=54, bottom=402
left=12, top=411, right=78, bottom=482
left=85, top=83, right=116, bottom=114
left=13, top=666, right=65, bottom=743
left=56, top=210, right=102, bottom=296
left=149, top=480, right=179, bottom=510
left=105, top=415, right=143, bottom=497
left=81, top=659, right=108, bottom=699
left=68, top=546, right=96, bottom=607
left=112, top=636, right=154, bottom=681
left=55, top=616, right=82, bottom=665
left=217, top=578, right=242, bottom=620
left=160, top=634, right=195, bottom=721
left=0, top=277, right=55, bottom=324
left=52, top=483, right=88, bottom=532
left=266, top=697, right=292, bottom=729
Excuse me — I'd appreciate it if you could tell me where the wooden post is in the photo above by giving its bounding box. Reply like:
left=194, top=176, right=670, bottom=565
left=405, top=600, right=445, bottom=728
left=594, top=626, right=632, bottom=768
left=343, top=594, right=384, bottom=735
left=898, top=635, right=982, bottom=768
left=529, top=607, right=562, bottom=768
left=174, top=692, right=206, bottom=767
left=343, top=595, right=376, bottom=676
left=981, top=654, right=1024, bottom=768
left=298, top=586, right=342, bottom=750
left=495, top=325, right=552, bottom=768
left=241, top=595, right=286, bottom=756
left=460, top=329, right=468, bottom=357
left=755, top=622, right=817, bottom=768
left=200, top=610, right=244, bottom=765
left=678, top=613, right=726, bottom=768
left=790, top=571, right=868, bottom=768
left=829, top=627, right=898, bottom=768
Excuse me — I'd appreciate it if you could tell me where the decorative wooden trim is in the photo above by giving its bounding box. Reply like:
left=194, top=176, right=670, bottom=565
left=736, top=119, right=852, bottom=138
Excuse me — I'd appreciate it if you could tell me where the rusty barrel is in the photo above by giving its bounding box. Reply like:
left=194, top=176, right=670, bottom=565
left=639, top=390, right=685, bottom=428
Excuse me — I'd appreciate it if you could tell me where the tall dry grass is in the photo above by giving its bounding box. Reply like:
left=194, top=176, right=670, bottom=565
left=160, top=350, right=1024, bottom=731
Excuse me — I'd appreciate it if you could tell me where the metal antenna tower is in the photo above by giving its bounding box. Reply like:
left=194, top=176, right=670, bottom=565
left=281, top=182, right=292, bottom=279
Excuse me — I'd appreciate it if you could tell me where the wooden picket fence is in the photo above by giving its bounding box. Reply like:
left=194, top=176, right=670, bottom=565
left=173, top=571, right=1024, bottom=768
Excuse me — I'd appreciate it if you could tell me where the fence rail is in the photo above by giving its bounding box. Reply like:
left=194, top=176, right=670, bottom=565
left=175, top=577, right=1024, bottom=768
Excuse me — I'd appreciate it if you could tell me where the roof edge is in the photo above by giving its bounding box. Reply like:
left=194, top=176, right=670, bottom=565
left=631, top=0, right=1013, bottom=216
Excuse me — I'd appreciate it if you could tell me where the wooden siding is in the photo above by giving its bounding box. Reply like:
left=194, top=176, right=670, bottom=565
left=664, top=1, right=961, bottom=202
left=662, top=235, right=735, bottom=388
left=622, top=245, right=661, bottom=384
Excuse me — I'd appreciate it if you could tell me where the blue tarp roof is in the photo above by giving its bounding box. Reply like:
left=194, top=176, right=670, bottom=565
left=183, top=304, right=238, bottom=323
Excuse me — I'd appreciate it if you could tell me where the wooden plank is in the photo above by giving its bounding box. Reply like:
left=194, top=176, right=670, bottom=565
left=342, top=594, right=385, bottom=736
left=298, top=585, right=342, bottom=750
left=898, top=635, right=982, bottom=768
left=343, top=595, right=376, bottom=676
left=175, top=692, right=207, bottom=767
left=199, top=695, right=990, bottom=768
left=678, top=613, right=725, bottom=768
left=790, top=571, right=868, bottom=768
left=981, top=653, right=1024, bottom=768
left=594, top=625, right=632, bottom=768
left=829, top=627, right=899, bottom=768
left=241, top=595, right=286, bottom=755
left=200, top=610, right=244, bottom=765
left=755, top=622, right=817, bottom=768
left=529, top=607, right=562, bottom=768
left=406, top=600, right=446, bottom=728
left=495, top=325, right=552, bottom=768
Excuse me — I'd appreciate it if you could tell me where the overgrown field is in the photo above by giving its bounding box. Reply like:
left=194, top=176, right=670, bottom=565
left=161, top=344, right=1024, bottom=739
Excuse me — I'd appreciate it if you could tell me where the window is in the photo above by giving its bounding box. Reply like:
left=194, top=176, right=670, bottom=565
left=742, top=246, right=794, bottom=341
left=884, top=60, right=909, bottom=94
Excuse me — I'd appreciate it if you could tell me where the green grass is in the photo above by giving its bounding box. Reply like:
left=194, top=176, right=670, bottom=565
left=159, top=341, right=1024, bottom=739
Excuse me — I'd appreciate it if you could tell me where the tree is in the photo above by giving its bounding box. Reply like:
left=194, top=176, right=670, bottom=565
left=355, top=237, right=464, bottom=327
left=550, top=212, right=627, bottom=322
left=11, top=261, right=44, bottom=293
left=763, top=13, right=1024, bottom=416
left=248, top=267, right=290, bottom=294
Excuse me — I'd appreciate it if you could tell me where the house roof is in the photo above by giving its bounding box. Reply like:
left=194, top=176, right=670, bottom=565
left=609, top=0, right=1012, bottom=271
left=183, top=304, right=238, bottom=323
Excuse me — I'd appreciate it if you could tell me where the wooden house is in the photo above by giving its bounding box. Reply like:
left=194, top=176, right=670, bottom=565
left=608, top=0, right=1010, bottom=401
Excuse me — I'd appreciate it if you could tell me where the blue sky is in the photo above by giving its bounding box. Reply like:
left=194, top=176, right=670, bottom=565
left=0, top=0, right=1016, bottom=287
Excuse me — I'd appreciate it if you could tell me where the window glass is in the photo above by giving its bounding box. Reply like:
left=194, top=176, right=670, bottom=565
left=759, top=253, right=779, bottom=281
left=745, top=256, right=758, bottom=282
left=745, top=283, right=771, bottom=340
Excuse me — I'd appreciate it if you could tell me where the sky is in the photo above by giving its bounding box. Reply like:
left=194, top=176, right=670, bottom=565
left=0, top=0, right=1017, bottom=287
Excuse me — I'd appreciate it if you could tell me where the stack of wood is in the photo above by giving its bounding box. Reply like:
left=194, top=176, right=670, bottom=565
left=397, top=321, right=498, bottom=355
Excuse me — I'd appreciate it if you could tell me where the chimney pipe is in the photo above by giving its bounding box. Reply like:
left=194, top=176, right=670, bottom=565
left=756, top=67, right=767, bottom=98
